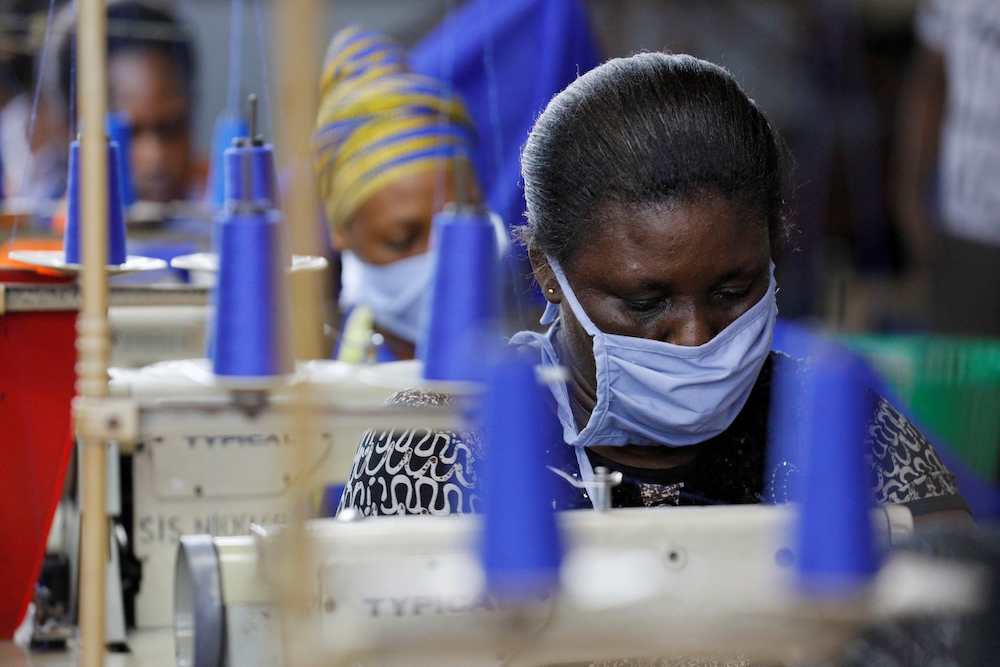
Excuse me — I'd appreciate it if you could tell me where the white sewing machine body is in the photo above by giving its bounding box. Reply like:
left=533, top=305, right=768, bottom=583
left=176, top=503, right=917, bottom=667
left=111, top=359, right=465, bottom=628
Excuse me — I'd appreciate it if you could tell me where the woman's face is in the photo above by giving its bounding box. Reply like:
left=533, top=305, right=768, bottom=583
left=534, top=195, right=773, bottom=387
left=334, top=163, right=481, bottom=265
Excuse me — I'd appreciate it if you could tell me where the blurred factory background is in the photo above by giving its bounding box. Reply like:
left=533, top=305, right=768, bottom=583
left=125, top=0, right=926, bottom=328
left=7, top=1, right=1000, bottom=663
left=0, top=0, right=939, bottom=330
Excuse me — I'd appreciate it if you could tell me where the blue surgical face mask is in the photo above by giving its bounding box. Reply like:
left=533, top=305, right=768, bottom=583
left=515, top=256, right=777, bottom=454
left=339, top=250, right=433, bottom=343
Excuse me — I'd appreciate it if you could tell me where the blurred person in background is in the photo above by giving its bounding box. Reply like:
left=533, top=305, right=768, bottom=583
left=314, top=25, right=482, bottom=363
left=56, top=0, right=201, bottom=207
left=317, top=1, right=600, bottom=362
left=0, top=0, right=67, bottom=215
left=893, top=0, right=1000, bottom=337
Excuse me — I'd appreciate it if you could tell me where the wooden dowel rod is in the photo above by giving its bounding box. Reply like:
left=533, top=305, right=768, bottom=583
left=273, top=0, right=325, bottom=361
left=76, top=0, right=110, bottom=664
left=270, top=5, right=326, bottom=665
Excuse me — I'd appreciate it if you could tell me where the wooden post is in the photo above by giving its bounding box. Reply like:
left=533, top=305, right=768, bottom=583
left=270, top=3, right=326, bottom=665
left=272, top=0, right=326, bottom=361
left=76, top=0, right=110, bottom=665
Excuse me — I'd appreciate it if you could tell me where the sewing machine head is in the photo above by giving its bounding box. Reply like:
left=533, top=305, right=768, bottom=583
left=112, top=358, right=475, bottom=628
left=172, top=502, right=986, bottom=667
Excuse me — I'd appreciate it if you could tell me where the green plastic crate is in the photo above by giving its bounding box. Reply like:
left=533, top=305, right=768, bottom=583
left=839, top=335, right=1000, bottom=480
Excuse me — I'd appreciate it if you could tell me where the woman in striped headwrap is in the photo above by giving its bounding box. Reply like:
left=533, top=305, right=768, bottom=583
left=314, top=25, right=481, bottom=362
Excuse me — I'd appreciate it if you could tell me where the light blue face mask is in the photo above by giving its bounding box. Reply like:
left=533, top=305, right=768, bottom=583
left=515, top=256, right=778, bottom=456
left=340, top=250, right=433, bottom=343
left=339, top=213, right=509, bottom=344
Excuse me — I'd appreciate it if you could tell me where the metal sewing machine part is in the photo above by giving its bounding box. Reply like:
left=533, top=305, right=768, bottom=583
left=171, top=501, right=980, bottom=667
left=223, top=95, right=280, bottom=211
left=546, top=465, right=623, bottom=512
left=109, top=358, right=476, bottom=629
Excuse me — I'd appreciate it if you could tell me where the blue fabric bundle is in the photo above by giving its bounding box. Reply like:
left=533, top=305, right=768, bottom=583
left=409, top=0, right=600, bottom=247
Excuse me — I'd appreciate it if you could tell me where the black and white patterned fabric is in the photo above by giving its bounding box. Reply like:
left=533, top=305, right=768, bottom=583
left=340, top=389, right=484, bottom=516
left=867, top=396, right=961, bottom=508
left=339, top=353, right=969, bottom=517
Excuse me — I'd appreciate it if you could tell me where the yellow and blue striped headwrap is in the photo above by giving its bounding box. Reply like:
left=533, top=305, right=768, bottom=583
left=314, top=25, right=476, bottom=232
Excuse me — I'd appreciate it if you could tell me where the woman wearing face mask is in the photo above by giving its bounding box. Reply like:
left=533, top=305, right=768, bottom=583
left=314, top=26, right=482, bottom=362
left=338, top=53, right=970, bottom=527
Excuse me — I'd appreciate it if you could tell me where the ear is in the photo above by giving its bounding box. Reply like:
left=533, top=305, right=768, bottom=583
left=528, top=245, right=561, bottom=304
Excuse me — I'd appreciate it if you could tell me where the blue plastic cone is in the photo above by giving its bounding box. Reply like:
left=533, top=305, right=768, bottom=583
left=205, top=115, right=249, bottom=211
left=106, top=113, right=136, bottom=208
left=419, top=208, right=501, bottom=382
left=794, top=347, right=878, bottom=596
left=481, top=350, right=563, bottom=603
left=224, top=144, right=279, bottom=208
left=211, top=208, right=293, bottom=382
left=63, top=139, right=128, bottom=266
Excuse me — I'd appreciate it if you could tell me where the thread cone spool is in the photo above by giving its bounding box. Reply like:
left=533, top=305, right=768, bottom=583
left=224, top=144, right=279, bottom=209
left=205, top=115, right=249, bottom=211
left=211, top=207, right=294, bottom=384
left=482, top=350, right=563, bottom=603
left=63, top=139, right=128, bottom=266
left=207, top=133, right=287, bottom=362
left=106, top=113, right=136, bottom=208
left=419, top=208, right=501, bottom=381
left=794, top=348, right=878, bottom=596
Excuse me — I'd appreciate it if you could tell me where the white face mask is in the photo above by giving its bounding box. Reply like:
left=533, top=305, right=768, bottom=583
left=515, top=256, right=778, bottom=451
left=339, top=250, right=433, bottom=343
left=338, top=212, right=509, bottom=345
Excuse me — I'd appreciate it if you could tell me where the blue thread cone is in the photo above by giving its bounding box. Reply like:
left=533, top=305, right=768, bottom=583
left=207, top=138, right=286, bottom=362
left=224, top=144, right=279, bottom=208
left=63, top=139, right=128, bottom=266
left=482, top=350, right=563, bottom=603
left=205, top=115, right=249, bottom=211
left=106, top=113, right=136, bottom=208
left=211, top=208, right=294, bottom=381
left=418, top=209, right=501, bottom=381
left=794, top=347, right=878, bottom=596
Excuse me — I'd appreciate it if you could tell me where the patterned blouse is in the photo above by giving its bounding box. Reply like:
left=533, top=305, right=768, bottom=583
left=338, top=351, right=969, bottom=518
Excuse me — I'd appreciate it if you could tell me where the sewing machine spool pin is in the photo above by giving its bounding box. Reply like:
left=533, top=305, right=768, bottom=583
left=230, top=389, right=269, bottom=418
left=590, top=466, right=623, bottom=511
left=547, top=464, right=622, bottom=511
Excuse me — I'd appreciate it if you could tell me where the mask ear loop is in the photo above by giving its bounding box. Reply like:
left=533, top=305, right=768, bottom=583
left=573, top=447, right=598, bottom=495
left=540, top=301, right=559, bottom=325
left=544, top=255, right=601, bottom=337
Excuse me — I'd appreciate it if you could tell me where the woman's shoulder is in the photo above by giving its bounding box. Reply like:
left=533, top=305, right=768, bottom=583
left=865, top=393, right=969, bottom=516
left=338, top=386, right=484, bottom=517
left=768, top=348, right=970, bottom=516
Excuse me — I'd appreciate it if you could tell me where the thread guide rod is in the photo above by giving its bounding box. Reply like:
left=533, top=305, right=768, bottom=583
left=76, top=0, right=110, bottom=665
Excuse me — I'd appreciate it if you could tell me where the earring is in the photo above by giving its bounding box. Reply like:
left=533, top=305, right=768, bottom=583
left=547, top=288, right=555, bottom=294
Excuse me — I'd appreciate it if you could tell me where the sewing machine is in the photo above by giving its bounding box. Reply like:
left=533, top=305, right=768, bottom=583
left=173, top=503, right=953, bottom=667
left=109, top=359, right=469, bottom=628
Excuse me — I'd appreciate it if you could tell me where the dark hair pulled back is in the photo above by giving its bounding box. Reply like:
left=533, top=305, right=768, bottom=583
left=520, top=52, right=790, bottom=268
